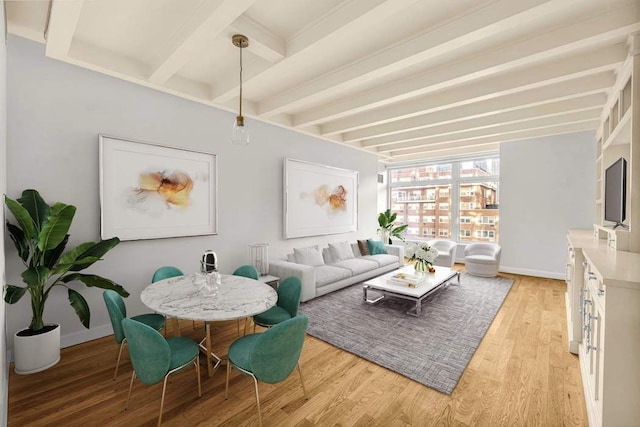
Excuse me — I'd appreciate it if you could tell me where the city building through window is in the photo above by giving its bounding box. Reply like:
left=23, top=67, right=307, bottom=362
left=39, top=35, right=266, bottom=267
left=388, top=157, right=499, bottom=243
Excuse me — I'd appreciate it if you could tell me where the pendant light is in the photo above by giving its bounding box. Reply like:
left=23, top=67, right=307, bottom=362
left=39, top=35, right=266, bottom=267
left=231, top=34, right=249, bottom=145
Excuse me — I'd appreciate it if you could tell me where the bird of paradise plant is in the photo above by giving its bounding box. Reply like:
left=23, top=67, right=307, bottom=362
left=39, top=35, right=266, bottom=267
left=4, top=189, right=128, bottom=333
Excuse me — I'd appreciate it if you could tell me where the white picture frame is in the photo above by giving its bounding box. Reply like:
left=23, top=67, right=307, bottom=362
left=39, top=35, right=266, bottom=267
left=284, top=158, right=358, bottom=238
left=99, top=135, right=217, bottom=241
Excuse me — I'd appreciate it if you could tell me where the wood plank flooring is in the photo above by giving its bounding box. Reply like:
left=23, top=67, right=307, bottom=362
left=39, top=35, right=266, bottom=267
left=7, top=271, right=588, bottom=426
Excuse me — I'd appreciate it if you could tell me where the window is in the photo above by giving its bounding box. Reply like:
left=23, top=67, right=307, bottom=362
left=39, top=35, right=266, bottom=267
left=475, top=230, right=496, bottom=239
left=388, top=156, right=499, bottom=242
left=476, top=216, right=496, bottom=224
left=390, top=164, right=452, bottom=182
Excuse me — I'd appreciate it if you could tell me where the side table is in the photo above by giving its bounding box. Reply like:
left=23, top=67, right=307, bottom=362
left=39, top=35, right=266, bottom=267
left=259, top=274, right=280, bottom=289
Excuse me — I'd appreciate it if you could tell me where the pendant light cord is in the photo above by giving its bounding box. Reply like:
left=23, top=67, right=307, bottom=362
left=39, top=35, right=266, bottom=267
left=238, top=44, right=243, bottom=118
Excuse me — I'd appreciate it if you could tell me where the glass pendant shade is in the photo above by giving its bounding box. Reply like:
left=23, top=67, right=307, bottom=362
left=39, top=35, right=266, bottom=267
left=232, top=115, right=249, bottom=144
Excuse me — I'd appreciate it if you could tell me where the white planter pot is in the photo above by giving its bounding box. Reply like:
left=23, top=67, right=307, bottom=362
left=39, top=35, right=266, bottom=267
left=13, top=324, right=61, bottom=375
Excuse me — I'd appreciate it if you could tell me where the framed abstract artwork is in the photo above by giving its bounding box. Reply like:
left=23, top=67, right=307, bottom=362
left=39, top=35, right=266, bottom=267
left=99, top=135, right=217, bottom=241
left=284, top=158, right=358, bottom=238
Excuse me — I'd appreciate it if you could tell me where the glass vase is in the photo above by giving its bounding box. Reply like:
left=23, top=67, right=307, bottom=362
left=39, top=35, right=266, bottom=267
left=414, top=259, right=430, bottom=273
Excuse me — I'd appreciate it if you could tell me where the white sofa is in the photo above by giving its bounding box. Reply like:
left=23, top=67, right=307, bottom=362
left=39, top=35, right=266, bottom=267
left=269, top=242, right=405, bottom=302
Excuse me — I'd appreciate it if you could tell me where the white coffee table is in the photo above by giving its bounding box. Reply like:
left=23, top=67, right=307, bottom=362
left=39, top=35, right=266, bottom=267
left=363, top=265, right=460, bottom=316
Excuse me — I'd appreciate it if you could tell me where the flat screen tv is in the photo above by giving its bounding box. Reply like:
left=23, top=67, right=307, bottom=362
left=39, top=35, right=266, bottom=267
left=604, top=157, right=627, bottom=228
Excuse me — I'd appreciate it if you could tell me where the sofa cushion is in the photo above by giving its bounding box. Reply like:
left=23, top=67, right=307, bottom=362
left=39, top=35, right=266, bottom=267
left=360, top=254, right=398, bottom=267
left=329, top=241, right=355, bottom=262
left=315, top=265, right=352, bottom=287
left=294, top=245, right=325, bottom=266
left=357, top=240, right=370, bottom=256
left=330, top=258, right=378, bottom=275
left=286, top=253, right=296, bottom=263
left=367, top=239, right=388, bottom=255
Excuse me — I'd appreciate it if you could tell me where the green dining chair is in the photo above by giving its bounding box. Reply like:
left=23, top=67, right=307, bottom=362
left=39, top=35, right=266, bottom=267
left=152, top=266, right=191, bottom=332
left=232, top=264, right=259, bottom=280
left=225, top=315, right=309, bottom=427
left=232, top=265, right=260, bottom=335
left=103, top=290, right=166, bottom=380
left=152, top=266, right=184, bottom=283
left=253, top=276, right=302, bottom=331
left=122, top=318, right=201, bottom=426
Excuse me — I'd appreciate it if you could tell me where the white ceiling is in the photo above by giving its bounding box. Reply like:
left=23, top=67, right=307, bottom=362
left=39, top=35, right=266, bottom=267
left=6, top=0, right=640, bottom=163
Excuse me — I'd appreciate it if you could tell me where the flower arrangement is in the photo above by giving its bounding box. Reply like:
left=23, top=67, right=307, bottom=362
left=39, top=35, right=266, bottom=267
left=405, top=242, right=439, bottom=272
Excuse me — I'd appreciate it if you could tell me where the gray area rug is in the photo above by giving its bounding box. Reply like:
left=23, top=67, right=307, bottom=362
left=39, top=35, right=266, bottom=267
left=299, top=272, right=514, bottom=395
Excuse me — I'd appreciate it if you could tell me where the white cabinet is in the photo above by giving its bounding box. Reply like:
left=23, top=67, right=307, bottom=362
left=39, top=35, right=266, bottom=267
left=578, top=247, right=640, bottom=427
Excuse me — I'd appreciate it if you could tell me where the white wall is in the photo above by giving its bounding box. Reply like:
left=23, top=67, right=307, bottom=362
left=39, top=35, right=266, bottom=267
left=1, top=3, right=8, bottom=424
left=5, top=36, right=380, bottom=348
left=500, top=131, right=595, bottom=278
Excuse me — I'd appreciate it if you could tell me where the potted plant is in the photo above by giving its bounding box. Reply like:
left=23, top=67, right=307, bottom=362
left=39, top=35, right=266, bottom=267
left=377, top=209, right=408, bottom=244
left=4, top=189, right=128, bottom=374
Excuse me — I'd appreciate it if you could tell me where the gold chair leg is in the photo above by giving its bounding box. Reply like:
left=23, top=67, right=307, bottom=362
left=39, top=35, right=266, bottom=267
left=252, top=374, right=262, bottom=427
left=236, top=319, right=240, bottom=337
left=114, top=340, right=126, bottom=380
left=297, top=363, right=308, bottom=399
left=195, top=356, right=202, bottom=397
left=158, top=375, right=170, bottom=426
left=225, top=361, right=231, bottom=399
left=171, top=318, right=181, bottom=336
left=125, top=371, right=136, bottom=409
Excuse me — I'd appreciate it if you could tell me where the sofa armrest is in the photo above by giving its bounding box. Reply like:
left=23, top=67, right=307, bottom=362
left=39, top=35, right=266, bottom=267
left=385, top=244, right=405, bottom=268
left=268, top=260, right=317, bottom=302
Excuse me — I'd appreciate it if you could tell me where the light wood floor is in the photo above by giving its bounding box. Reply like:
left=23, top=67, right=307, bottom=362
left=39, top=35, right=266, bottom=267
left=8, top=271, right=588, bottom=426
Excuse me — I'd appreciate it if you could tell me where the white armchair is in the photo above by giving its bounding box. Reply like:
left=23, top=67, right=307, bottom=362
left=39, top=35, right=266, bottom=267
left=464, top=243, right=501, bottom=277
left=426, top=239, right=457, bottom=268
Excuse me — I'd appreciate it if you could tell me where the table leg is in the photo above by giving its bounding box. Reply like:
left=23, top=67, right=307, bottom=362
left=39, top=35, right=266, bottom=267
left=200, top=322, right=221, bottom=377
left=205, top=322, right=213, bottom=377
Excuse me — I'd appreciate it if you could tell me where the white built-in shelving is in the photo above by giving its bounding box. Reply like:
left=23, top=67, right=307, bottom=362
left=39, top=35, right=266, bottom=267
left=570, top=33, right=640, bottom=427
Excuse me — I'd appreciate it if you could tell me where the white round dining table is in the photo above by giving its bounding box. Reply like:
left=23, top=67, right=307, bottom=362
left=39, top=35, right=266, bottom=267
left=141, top=273, right=277, bottom=376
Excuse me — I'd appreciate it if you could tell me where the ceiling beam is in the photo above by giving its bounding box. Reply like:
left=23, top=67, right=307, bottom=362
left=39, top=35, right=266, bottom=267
left=256, top=0, right=568, bottom=117
left=342, top=82, right=609, bottom=142
left=211, top=0, right=420, bottom=103
left=294, top=4, right=640, bottom=127
left=388, top=121, right=598, bottom=159
left=228, top=15, right=285, bottom=63
left=319, top=46, right=625, bottom=136
left=382, top=144, right=502, bottom=164
left=377, top=109, right=600, bottom=153
left=45, top=0, right=84, bottom=58
left=148, top=0, right=257, bottom=84
left=361, top=98, right=604, bottom=148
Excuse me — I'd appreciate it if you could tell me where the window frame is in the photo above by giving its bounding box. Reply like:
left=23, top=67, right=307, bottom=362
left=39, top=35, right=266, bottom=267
left=388, top=157, right=499, bottom=243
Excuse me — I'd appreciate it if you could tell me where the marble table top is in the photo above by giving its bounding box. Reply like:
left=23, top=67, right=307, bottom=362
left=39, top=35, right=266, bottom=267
left=141, top=273, right=277, bottom=321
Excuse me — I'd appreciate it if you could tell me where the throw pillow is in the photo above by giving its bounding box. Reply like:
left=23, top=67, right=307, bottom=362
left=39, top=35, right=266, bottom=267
left=293, top=245, right=325, bottom=266
left=329, top=241, right=355, bottom=262
left=357, top=239, right=369, bottom=256
left=367, top=239, right=388, bottom=255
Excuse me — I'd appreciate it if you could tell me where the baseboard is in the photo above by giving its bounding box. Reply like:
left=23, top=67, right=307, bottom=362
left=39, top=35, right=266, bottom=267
left=60, top=324, right=113, bottom=349
left=498, top=266, right=564, bottom=280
